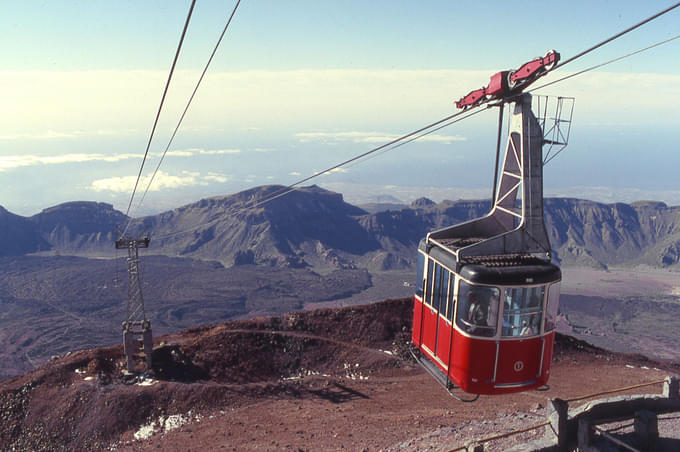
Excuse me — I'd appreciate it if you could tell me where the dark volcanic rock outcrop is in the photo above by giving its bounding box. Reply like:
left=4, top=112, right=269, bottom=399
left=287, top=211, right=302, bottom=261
left=0, top=206, right=50, bottom=256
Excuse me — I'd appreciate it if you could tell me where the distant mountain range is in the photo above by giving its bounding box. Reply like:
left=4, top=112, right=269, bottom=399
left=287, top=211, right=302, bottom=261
left=4, top=185, right=680, bottom=270
left=4, top=185, right=680, bottom=380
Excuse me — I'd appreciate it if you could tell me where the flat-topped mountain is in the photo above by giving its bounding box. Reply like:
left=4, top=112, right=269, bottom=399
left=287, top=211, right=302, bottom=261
left=5, top=186, right=680, bottom=269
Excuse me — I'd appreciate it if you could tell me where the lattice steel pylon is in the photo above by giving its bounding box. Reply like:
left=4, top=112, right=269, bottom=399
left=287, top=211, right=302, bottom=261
left=115, top=235, right=153, bottom=373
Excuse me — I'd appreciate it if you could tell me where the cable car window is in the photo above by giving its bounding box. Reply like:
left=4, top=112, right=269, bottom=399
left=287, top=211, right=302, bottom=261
left=432, top=264, right=442, bottom=312
left=501, top=286, right=545, bottom=337
left=447, top=278, right=456, bottom=322
left=456, top=281, right=499, bottom=338
left=415, top=252, right=425, bottom=298
left=439, top=267, right=450, bottom=317
left=430, top=263, right=449, bottom=314
left=424, top=259, right=435, bottom=306
left=544, top=282, right=560, bottom=331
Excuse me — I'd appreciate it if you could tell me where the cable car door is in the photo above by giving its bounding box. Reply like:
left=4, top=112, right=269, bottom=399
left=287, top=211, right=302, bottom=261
left=495, top=287, right=545, bottom=388
left=434, top=267, right=451, bottom=367
left=421, top=260, right=439, bottom=354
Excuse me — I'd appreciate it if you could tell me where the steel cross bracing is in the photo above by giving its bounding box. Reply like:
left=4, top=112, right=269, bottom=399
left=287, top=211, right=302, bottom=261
left=428, top=93, right=553, bottom=266
left=533, top=95, right=575, bottom=166
left=115, top=236, right=153, bottom=373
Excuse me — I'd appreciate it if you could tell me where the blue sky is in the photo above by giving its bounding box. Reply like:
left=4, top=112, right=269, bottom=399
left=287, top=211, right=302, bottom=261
left=1, top=1, right=679, bottom=216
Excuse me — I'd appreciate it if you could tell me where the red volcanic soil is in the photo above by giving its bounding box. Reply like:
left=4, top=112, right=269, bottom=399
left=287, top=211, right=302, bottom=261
left=1, top=298, right=679, bottom=452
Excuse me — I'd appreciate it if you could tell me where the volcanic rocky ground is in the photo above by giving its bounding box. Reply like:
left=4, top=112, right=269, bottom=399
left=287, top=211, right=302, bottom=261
left=2, top=298, right=679, bottom=452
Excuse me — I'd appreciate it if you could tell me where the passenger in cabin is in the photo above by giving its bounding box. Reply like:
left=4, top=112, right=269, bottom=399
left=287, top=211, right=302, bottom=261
left=466, top=289, right=498, bottom=337
left=520, top=294, right=541, bottom=336
left=467, top=292, right=486, bottom=327
left=520, top=316, right=538, bottom=336
left=520, top=295, right=541, bottom=336
left=488, top=291, right=499, bottom=327
left=502, top=299, right=514, bottom=336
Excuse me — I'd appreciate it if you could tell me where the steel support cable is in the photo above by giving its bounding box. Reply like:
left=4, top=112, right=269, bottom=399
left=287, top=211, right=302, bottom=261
left=563, top=378, right=667, bottom=403
left=137, top=3, right=680, bottom=239
left=446, top=421, right=551, bottom=452
left=220, top=107, right=489, bottom=211
left=196, top=3, right=680, bottom=219
left=553, top=1, right=680, bottom=71
left=147, top=28, right=677, bottom=241
left=136, top=0, right=242, bottom=212
left=148, top=107, right=489, bottom=241
left=531, top=32, right=680, bottom=94
left=241, top=107, right=488, bottom=212
left=121, top=0, right=197, bottom=235
left=333, top=107, right=488, bottom=173
left=491, top=103, right=504, bottom=204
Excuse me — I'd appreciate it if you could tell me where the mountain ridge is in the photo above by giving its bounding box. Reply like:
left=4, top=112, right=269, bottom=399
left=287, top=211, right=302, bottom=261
left=5, top=185, right=680, bottom=269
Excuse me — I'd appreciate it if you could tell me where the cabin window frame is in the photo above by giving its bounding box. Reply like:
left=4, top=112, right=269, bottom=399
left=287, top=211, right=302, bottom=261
left=455, top=278, right=500, bottom=338
left=450, top=275, right=559, bottom=340
left=500, top=285, right=546, bottom=338
left=415, top=252, right=426, bottom=298
left=443, top=270, right=454, bottom=322
left=544, top=281, right=561, bottom=332
left=424, top=258, right=435, bottom=306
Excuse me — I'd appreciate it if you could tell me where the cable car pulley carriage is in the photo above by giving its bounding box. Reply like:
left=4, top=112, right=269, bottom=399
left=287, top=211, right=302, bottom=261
left=411, top=50, right=574, bottom=399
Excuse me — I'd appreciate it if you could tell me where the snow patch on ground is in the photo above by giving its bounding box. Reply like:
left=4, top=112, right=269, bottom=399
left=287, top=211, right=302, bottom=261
left=282, top=368, right=331, bottom=381
left=133, top=411, right=202, bottom=441
left=343, top=362, right=369, bottom=381
left=136, top=376, right=158, bottom=386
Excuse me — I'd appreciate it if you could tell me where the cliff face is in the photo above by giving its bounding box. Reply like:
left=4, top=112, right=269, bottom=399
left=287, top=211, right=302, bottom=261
left=139, top=185, right=379, bottom=267
left=5, top=186, right=680, bottom=269
left=30, top=201, right=125, bottom=254
left=0, top=206, right=50, bottom=256
left=544, top=198, right=680, bottom=267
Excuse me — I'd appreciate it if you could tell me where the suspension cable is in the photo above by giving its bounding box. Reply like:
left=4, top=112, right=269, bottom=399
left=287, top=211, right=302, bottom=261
left=342, top=107, right=486, bottom=171
left=121, top=0, right=197, bottom=234
left=204, top=2, right=680, bottom=216
left=128, top=1, right=680, bottom=239
left=530, top=32, right=680, bottom=93
left=149, top=106, right=489, bottom=240
left=554, top=1, right=680, bottom=70
left=135, top=0, right=242, bottom=212
left=147, top=28, right=680, bottom=241
left=247, top=107, right=489, bottom=211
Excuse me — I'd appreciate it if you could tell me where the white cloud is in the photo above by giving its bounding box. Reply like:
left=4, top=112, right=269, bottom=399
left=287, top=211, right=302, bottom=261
left=295, top=131, right=466, bottom=145
left=0, top=148, right=241, bottom=173
left=0, top=153, right=141, bottom=172
left=90, top=171, right=197, bottom=193
left=89, top=170, right=229, bottom=193
left=156, top=148, right=240, bottom=157
left=316, top=167, right=348, bottom=176
left=196, top=148, right=241, bottom=155
left=289, top=171, right=301, bottom=176
left=203, top=172, right=229, bottom=183
left=0, top=128, right=139, bottom=141
left=2, top=69, right=678, bottom=144
left=163, top=150, right=195, bottom=157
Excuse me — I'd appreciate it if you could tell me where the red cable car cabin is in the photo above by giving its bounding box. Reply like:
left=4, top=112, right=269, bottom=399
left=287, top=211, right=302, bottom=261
left=412, top=250, right=561, bottom=395
left=412, top=92, right=563, bottom=395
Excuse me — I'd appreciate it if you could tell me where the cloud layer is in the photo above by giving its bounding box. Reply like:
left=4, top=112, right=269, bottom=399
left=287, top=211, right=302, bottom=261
left=0, top=148, right=240, bottom=172
left=295, top=131, right=466, bottom=144
left=3, top=69, right=677, bottom=143
left=89, top=170, right=229, bottom=193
